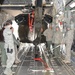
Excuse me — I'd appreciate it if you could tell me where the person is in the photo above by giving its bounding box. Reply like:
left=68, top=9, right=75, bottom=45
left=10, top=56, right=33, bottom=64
left=52, top=26, right=63, bottom=58
left=63, top=26, right=74, bottom=63
left=0, top=26, right=7, bottom=67
left=10, top=27, right=20, bottom=64
left=3, top=21, right=16, bottom=75
left=40, top=27, right=46, bottom=43
left=43, top=25, right=53, bottom=53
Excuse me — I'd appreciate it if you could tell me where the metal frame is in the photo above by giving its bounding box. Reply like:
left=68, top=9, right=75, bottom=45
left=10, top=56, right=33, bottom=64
left=0, top=4, right=52, bottom=7
left=65, top=0, right=74, bottom=6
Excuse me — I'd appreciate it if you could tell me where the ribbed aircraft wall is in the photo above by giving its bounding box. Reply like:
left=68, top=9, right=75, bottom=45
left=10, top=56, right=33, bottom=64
left=0, top=11, right=12, bottom=28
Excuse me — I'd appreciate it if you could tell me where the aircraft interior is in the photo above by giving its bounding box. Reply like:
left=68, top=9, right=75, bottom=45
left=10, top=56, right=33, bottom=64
left=0, top=0, right=75, bottom=75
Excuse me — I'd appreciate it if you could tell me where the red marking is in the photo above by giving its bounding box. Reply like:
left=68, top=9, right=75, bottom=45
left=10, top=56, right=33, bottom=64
left=28, top=10, right=35, bottom=31
left=60, top=22, right=62, bottom=25
left=45, top=67, right=51, bottom=70
left=34, top=58, right=48, bottom=68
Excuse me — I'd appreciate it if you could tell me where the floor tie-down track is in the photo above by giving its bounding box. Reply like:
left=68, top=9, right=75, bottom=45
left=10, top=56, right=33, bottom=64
left=14, top=43, right=54, bottom=75
left=1, top=43, right=75, bottom=75
left=14, top=43, right=75, bottom=75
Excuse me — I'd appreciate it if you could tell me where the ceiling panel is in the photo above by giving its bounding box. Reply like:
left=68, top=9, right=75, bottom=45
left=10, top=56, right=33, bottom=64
left=1, top=0, right=52, bottom=5
left=1, top=0, right=32, bottom=5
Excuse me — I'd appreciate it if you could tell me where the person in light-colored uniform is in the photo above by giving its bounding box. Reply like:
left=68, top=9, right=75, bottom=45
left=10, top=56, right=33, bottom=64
left=63, top=26, right=74, bottom=63
left=43, top=25, right=53, bottom=52
left=52, top=26, right=63, bottom=58
left=3, top=22, right=15, bottom=75
left=10, top=27, right=20, bottom=64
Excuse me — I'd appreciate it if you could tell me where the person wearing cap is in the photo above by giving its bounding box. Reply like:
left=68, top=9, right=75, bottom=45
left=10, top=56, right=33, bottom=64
left=63, top=26, right=74, bottom=63
left=52, top=26, right=63, bottom=58
left=3, top=21, right=16, bottom=75
left=43, top=25, right=53, bottom=54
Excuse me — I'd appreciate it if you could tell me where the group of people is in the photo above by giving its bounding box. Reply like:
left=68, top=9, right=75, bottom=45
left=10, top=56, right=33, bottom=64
left=0, top=20, right=21, bottom=75
left=0, top=20, right=74, bottom=74
left=43, top=24, right=74, bottom=64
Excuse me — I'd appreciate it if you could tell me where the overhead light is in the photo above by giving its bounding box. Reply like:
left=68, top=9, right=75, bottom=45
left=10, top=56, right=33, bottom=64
left=21, top=8, right=29, bottom=13
left=69, top=2, right=75, bottom=8
left=59, top=11, right=63, bottom=15
left=56, top=14, right=59, bottom=17
left=71, top=9, right=75, bottom=12
left=51, top=2, right=53, bottom=5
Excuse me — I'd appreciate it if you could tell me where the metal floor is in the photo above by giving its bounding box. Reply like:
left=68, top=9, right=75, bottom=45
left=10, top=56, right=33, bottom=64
left=1, top=49, right=75, bottom=75
left=14, top=49, right=54, bottom=75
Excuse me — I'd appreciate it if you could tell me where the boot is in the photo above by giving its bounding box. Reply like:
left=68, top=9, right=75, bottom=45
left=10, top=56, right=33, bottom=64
left=4, top=68, right=12, bottom=75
